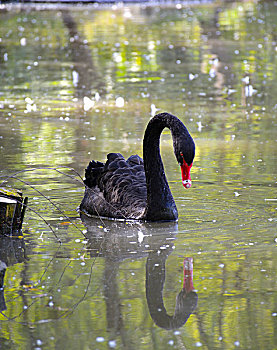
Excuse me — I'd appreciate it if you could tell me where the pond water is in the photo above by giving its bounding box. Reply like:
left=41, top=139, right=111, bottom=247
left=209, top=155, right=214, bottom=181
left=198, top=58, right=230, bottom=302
left=0, top=1, right=277, bottom=349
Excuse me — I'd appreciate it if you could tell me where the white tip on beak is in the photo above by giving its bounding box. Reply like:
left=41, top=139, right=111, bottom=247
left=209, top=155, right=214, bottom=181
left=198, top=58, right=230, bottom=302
left=182, top=179, right=192, bottom=188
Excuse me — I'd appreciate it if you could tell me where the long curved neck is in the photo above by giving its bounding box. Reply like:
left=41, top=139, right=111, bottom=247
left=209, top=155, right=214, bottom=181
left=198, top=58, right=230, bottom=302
left=146, top=250, right=198, bottom=329
left=143, top=113, right=185, bottom=221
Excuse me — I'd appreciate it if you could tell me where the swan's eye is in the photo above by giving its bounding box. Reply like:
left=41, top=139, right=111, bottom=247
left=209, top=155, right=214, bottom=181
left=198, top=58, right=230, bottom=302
left=179, top=152, right=184, bottom=165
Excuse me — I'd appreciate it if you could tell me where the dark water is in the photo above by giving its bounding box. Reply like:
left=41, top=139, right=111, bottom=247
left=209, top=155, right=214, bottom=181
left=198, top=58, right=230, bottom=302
left=0, top=2, right=276, bottom=349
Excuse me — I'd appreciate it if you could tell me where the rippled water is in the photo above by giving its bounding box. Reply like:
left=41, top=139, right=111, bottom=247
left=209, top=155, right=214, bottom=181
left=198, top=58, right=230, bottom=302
left=0, top=2, right=276, bottom=349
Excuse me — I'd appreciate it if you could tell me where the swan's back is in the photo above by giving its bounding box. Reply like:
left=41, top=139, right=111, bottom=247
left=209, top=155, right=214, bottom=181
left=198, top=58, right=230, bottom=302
left=80, top=153, right=147, bottom=219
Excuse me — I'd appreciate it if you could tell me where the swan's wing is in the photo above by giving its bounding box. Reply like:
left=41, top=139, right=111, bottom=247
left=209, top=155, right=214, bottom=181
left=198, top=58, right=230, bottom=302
left=126, top=154, right=144, bottom=166
left=82, top=153, right=146, bottom=219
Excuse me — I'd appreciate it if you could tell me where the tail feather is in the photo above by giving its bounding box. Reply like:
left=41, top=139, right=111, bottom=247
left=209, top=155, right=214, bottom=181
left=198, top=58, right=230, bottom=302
left=84, top=160, right=104, bottom=188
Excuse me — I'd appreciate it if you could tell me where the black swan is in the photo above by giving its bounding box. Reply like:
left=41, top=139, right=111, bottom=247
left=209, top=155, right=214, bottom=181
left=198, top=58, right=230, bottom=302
left=80, top=112, right=195, bottom=221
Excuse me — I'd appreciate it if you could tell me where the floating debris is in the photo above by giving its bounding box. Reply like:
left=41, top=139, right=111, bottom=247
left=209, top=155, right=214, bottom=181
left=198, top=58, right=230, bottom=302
left=151, top=103, right=159, bottom=117
left=20, top=37, right=26, bottom=46
left=83, top=96, right=94, bottom=111
left=115, top=96, right=124, bottom=108
left=96, top=337, right=105, bottom=343
left=72, top=70, right=79, bottom=87
left=195, top=342, right=203, bottom=347
left=109, top=340, right=116, bottom=348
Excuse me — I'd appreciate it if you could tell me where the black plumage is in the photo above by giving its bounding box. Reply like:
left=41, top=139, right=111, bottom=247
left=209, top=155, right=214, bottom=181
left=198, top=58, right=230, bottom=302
left=80, top=113, right=195, bottom=221
left=81, top=152, right=147, bottom=219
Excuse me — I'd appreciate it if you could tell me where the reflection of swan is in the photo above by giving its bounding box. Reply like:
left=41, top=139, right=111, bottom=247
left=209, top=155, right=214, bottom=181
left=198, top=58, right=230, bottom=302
left=80, top=113, right=195, bottom=221
left=0, top=236, right=26, bottom=311
left=81, top=215, right=198, bottom=330
left=82, top=214, right=178, bottom=261
left=0, top=261, right=7, bottom=311
left=146, top=251, right=197, bottom=329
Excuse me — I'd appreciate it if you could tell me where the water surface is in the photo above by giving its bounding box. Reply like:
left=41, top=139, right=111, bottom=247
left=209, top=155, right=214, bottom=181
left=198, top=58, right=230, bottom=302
left=0, top=2, right=276, bottom=349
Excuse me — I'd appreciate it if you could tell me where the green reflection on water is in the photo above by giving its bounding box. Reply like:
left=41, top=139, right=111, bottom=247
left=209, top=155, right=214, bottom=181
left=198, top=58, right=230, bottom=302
left=0, top=1, right=276, bottom=350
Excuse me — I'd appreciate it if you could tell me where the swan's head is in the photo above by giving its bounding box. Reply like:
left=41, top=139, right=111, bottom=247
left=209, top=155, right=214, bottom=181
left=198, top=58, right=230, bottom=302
left=175, top=136, right=195, bottom=189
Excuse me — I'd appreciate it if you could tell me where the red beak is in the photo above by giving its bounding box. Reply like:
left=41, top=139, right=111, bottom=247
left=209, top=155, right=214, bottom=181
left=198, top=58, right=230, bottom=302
left=180, top=161, right=192, bottom=188
left=183, top=257, right=194, bottom=293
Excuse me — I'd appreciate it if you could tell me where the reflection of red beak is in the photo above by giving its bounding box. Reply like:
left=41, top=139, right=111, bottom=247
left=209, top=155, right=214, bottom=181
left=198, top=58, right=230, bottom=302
left=183, top=258, right=194, bottom=293
left=180, top=161, right=192, bottom=189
